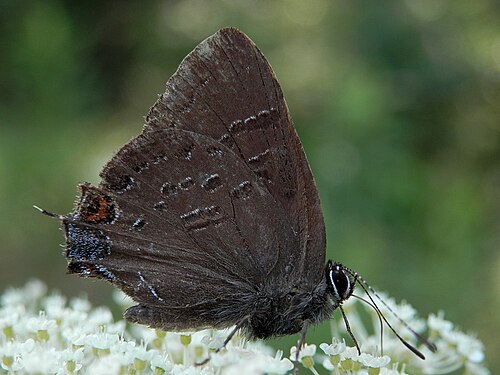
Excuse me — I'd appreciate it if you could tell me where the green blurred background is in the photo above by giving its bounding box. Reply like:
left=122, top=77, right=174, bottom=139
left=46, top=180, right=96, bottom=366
left=1, top=0, right=499, bottom=370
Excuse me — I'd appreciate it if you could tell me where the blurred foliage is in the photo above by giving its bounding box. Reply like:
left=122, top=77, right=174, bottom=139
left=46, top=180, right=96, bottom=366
left=1, top=0, right=499, bottom=370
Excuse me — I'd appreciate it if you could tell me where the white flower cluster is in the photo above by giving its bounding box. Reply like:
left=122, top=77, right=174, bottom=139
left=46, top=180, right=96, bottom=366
left=0, top=280, right=489, bottom=374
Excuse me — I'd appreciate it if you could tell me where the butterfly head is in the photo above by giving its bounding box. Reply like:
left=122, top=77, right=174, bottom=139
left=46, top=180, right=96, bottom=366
left=326, top=261, right=356, bottom=304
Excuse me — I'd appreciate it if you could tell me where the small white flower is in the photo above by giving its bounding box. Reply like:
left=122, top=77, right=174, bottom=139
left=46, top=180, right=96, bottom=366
left=59, top=309, right=89, bottom=332
left=359, top=352, right=391, bottom=368
left=87, top=306, right=114, bottom=326
left=263, top=350, right=294, bottom=374
left=70, top=297, right=92, bottom=312
left=150, top=351, right=173, bottom=372
left=131, top=323, right=158, bottom=342
left=290, top=343, right=316, bottom=370
left=63, top=347, right=85, bottom=361
left=59, top=347, right=85, bottom=373
left=199, top=328, right=228, bottom=349
left=26, top=313, right=57, bottom=332
left=25, top=312, right=57, bottom=343
left=104, top=320, right=127, bottom=334
left=211, top=347, right=243, bottom=367
left=339, top=346, right=360, bottom=361
left=320, top=338, right=346, bottom=355
left=42, top=294, right=67, bottom=319
left=0, top=341, right=20, bottom=371
left=290, top=343, right=316, bottom=361
left=428, top=312, right=453, bottom=334
left=112, top=338, right=136, bottom=354
left=86, top=332, right=120, bottom=351
left=23, top=280, right=48, bottom=300
left=20, top=338, right=36, bottom=353
left=126, top=342, right=154, bottom=362
left=0, top=305, right=23, bottom=339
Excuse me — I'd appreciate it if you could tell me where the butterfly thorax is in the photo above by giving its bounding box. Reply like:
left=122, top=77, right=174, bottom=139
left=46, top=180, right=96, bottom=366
left=243, top=262, right=356, bottom=339
left=243, top=275, right=335, bottom=339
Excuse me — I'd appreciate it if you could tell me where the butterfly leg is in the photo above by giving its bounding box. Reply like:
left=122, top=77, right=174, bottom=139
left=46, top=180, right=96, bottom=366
left=196, top=315, right=251, bottom=366
left=292, top=320, right=310, bottom=374
left=339, top=305, right=361, bottom=354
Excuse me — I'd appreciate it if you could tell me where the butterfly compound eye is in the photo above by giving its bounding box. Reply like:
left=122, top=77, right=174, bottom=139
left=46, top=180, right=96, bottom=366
left=327, top=262, right=354, bottom=301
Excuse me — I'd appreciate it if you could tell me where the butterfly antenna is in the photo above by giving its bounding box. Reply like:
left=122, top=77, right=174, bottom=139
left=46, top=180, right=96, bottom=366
left=345, top=269, right=436, bottom=359
left=33, top=205, right=63, bottom=219
left=351, top=293, right=384, bottom=355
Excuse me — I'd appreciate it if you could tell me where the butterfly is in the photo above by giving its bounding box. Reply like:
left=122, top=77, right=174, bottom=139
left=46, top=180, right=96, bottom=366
left=39, top=27, right=435, bottom=363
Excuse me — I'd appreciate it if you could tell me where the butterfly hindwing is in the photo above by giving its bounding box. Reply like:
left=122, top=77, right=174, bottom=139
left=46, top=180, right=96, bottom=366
left=64, top=128, right=298, bottom=327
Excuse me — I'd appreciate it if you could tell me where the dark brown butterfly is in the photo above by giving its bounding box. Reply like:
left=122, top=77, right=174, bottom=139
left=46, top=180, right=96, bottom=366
left=40, top=28, right=435, bottom=361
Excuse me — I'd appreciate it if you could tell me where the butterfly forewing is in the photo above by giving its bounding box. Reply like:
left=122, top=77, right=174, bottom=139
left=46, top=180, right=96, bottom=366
left=63, top=28, right=326, bottom=331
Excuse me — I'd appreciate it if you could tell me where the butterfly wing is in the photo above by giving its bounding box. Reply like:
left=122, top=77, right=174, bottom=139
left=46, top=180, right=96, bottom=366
left=62, top=28, right=326, bottom=331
